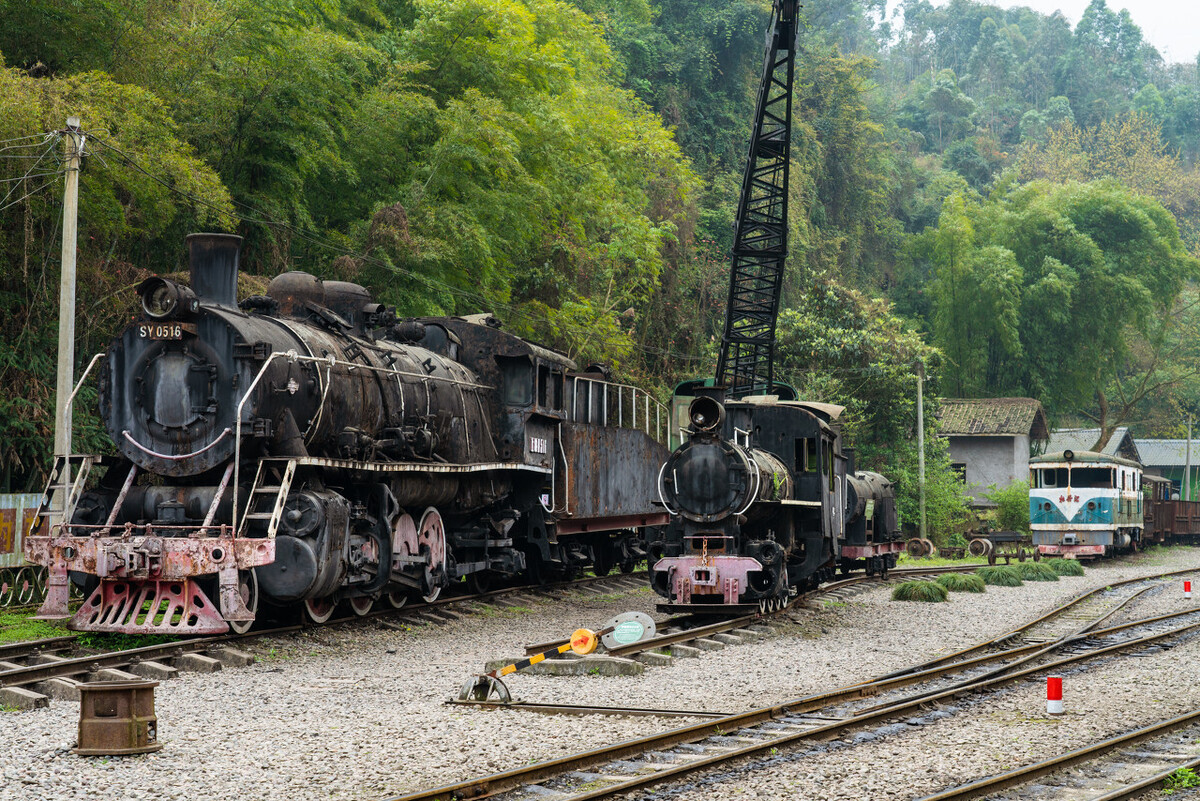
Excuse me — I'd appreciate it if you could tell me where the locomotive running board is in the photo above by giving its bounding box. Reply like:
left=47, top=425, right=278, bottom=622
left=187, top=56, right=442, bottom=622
left=71, top=578, right=230, bottom=635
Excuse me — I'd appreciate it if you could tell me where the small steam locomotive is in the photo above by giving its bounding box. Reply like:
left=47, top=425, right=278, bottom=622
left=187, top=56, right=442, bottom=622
left=648, top=387, right=901, bottom=613
left=26, top=233, right=668, bottom=634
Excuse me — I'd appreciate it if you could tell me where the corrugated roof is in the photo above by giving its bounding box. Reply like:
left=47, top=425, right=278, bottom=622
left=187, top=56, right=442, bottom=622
left=1048, top=427, right=1141, bottom=462
left=1134, top=439, right=1200, bottom=467
left=937, top=397, right=1049, bottom=439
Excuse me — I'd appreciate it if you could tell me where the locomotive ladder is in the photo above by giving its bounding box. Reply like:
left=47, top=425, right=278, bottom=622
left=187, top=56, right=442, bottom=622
left=238, top=458, right=298, bottom=538
left=30, top=454, right=96, bottom=536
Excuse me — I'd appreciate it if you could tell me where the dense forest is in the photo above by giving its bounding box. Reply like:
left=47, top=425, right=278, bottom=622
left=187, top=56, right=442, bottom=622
left=1, top=0, right=1198, bottom=531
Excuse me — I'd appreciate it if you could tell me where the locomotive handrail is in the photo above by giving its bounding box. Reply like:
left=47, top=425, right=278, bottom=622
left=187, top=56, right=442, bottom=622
left=122, top=427, right=233, bottom=460
left=569, top=375, right=669, bottom=444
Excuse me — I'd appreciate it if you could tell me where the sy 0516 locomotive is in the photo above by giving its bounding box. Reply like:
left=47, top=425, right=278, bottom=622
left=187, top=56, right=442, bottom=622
left=26, top=233, right=668, bottom=634
left=648, top=387, right=902, bottom=613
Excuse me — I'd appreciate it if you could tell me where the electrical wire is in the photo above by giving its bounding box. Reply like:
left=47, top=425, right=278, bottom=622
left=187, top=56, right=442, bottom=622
left=0, top=137, right=60, bottom=210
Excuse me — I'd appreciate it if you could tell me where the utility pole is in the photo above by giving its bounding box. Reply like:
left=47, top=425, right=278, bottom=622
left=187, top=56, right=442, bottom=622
left=1187, top=416, right=1193, bottom=502
left=916, top=362, right=927, bottom=540
left=51, top=117, right=84, bottom=524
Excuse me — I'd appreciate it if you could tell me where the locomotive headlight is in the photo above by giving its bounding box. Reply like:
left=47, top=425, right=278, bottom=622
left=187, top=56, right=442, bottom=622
left=688, top=396, right=725, bottom=432
left=138, top=277, right=198, bottom=320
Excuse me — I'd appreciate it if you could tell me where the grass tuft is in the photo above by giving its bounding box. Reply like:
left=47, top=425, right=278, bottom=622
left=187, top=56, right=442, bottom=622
left=1015, top=561, right=1060, bottom=581
left=977, top=566, right=1024, bottom=587
left=1046, top=558, right=1085, bottom=576
left=935, top=573, right=987, bottom=593
left=891, top=580, right=949, bottom=602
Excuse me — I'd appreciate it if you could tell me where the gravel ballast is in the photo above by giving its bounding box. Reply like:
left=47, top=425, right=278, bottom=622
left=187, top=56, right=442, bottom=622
left=3, top=548, right=1200, bottom=801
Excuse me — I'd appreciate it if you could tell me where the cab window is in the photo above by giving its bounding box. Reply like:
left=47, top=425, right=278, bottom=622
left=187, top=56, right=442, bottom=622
left=499, top=357, right=533, bottom=406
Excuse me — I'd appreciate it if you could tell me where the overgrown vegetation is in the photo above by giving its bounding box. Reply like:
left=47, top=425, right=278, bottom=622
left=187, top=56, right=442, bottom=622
left=977, top=565, right=1024, bottom=586
left=1014, top=561, right=1059, bottom=581
left=935, top=572, right=986, bottom=593
left=1046, top=558, right=1087, bottom=577
left=891, top=580, right=949, bottom=602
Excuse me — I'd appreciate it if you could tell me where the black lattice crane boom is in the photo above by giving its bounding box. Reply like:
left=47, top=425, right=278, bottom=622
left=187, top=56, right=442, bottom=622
left=714, top=0, right=799, bottom=398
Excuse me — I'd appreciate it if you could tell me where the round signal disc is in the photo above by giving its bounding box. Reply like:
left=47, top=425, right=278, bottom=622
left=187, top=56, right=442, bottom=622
left=570, top=628, right=598, bottom=655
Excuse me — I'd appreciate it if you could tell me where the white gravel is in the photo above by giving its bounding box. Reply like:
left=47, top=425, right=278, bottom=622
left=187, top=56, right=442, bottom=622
left=3, top=547, right=1200, bottom=801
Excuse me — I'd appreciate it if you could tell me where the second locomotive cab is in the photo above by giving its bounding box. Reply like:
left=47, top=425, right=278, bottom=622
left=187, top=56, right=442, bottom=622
left=647, top=388, right=902, bottom=613
left=26, top=233, right=669, bottom=634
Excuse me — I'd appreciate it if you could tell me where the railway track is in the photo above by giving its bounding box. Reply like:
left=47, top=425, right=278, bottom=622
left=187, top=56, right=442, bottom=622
left=388, top=567, right=1200, bottom=801
left=0, top=570, right=649, bottom=708
left=918, top=714, right=1200, bottom=800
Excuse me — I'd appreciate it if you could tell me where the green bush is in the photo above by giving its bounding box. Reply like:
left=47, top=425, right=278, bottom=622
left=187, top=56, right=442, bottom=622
left=1046, top=558, right=1085, bottom=576
left=977, top=566, right=1024, bottom=586
left=936, top=573, right=986, bottom=593
left=982, top=480, right=1031, bottom=534
left=891, top=580, right=950, bottom=602
left=1015, top=561, right=1059, bottom=581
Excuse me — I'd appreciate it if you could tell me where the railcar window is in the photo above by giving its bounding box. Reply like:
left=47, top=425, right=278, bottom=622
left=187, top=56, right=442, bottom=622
left=499, top=357, right=534, bottom=406
left=797, top=438, right=818, bottom=472
left=1036, top=468, right=1061, bottom=487
left=1071, top=467, right=1114, bottom=488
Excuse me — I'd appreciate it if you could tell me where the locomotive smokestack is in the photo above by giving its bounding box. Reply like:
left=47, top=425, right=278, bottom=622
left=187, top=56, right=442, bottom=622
left=186, top=233, right=242, bottom=306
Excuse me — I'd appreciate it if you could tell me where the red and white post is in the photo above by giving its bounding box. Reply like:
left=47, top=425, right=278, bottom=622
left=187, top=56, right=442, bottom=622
left=1186, top=580, right=1193, bottom=600
left=1046, top=675, right=1063, bottom=716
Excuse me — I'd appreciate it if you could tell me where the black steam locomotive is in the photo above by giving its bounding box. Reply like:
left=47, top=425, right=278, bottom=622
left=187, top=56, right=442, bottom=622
left=648, top=387, right=901, bottom=613
left=26, top=233, right=668, bottom=634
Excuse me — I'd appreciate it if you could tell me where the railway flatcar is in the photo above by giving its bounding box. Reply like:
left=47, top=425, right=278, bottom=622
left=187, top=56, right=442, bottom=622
left=1029, top=450, right=1144, bottom=558
left=25, top=233, right=669, bottom=634
left=647, top=388, right=902, bottom=613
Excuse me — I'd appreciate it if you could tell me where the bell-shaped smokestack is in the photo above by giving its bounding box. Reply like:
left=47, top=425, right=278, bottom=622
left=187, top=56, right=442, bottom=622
left=186, top=233, right=241, bottom=306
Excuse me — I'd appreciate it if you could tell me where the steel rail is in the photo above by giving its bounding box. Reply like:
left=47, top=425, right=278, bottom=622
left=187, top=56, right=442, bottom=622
left=915, top=711, right=1200, bottom=800
left=0, top=636, right=78, bottom=662
left=0, top=571, right=650, bottom=689
left=872, top=565, right=1200, bottom=682
left=387, top=615, right=1200, bottom=801
left=449, top=701, right=733, bottom=719
left=385, top=575, right=1200, bottom=801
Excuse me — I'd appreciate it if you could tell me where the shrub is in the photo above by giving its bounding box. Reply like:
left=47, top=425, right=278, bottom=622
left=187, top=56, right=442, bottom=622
left=891, top=580, right=949, bottom=602
left=936, top=573, right=986, bottom=593
left=982, top=480, right=1031, bottom=534
left=1015, top=561, right=1059, bottom=581
left=977, top=566, right=1024, bottom=586
left=1046, top=558, right=1085, bottom=576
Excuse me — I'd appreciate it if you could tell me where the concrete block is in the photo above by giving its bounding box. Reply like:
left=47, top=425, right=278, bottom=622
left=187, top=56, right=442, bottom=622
left=0, top=687, right=49, bottom=710
left=691, top=638, right=725, bottom=651
left=90, top=668, right=140, bottom=682
left=667, top=644, right=701, bottom=658
left=32, top=677, right=83, bottom=701
left=633, top=652, right=673, bottom=667
left=127, top=660, right=178, bottom=680
left=0, top=660, right=24, bottom=671
left=731, top=628, right=762, bottom=640
left=747, top=625, right=773, bottom=635
left=28, top=654, right=70, bottom=666
left=173, top=653, right=223, bottom=673
left=713, top=633, right=743, bottom=646
left=484, top=655, right=643, bottom=677
left=204, top=647, right=254, bottom=668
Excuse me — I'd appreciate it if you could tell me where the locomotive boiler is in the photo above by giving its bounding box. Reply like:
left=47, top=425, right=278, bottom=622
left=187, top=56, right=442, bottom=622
left=648, top=390, right=901, bottom=613
left=26, top=233, right=669, bottom=634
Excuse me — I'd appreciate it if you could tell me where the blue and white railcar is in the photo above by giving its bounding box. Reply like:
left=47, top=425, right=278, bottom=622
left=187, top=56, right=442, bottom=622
left=1029, top=449, right=1144, bottom=559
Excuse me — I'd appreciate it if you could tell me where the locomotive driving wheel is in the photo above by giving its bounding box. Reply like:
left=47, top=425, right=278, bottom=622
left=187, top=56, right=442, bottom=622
left=228, top=569, right=259, bottom=635
left=304, top=596, right=336, bottom=624
left=417, top=507, right=447, bottom=603
left=349, top=595, right=375, bottom=616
